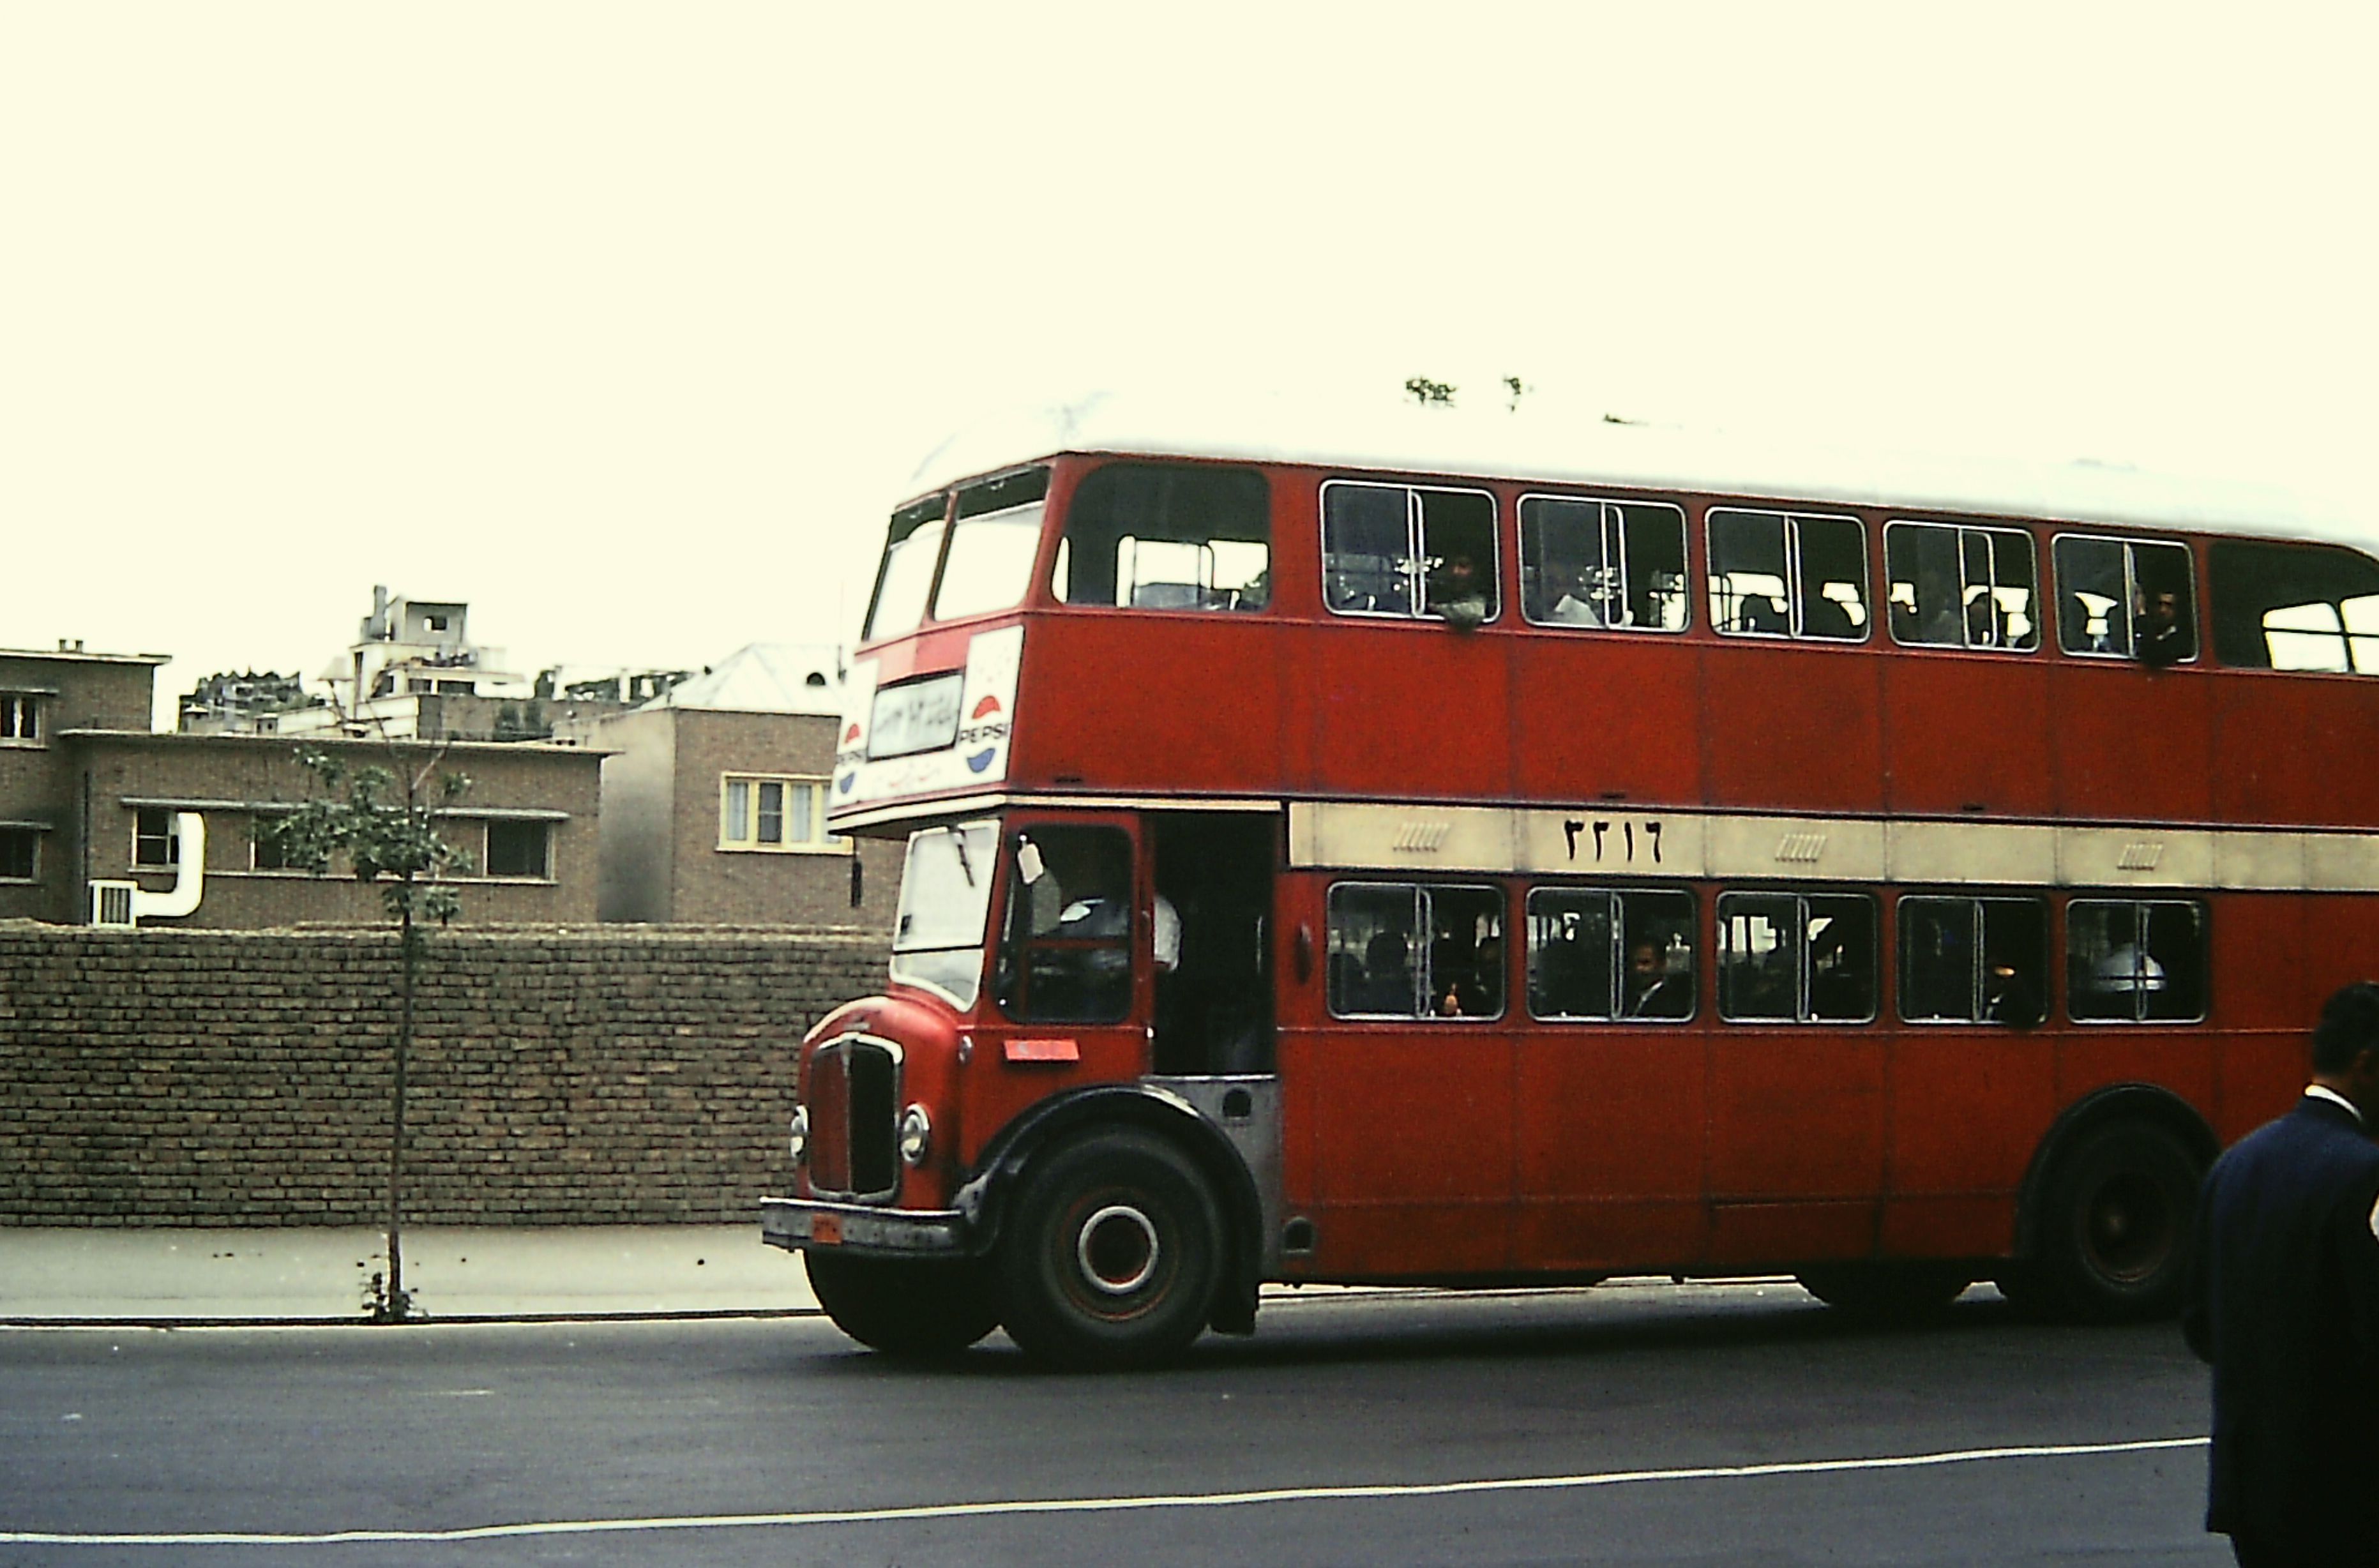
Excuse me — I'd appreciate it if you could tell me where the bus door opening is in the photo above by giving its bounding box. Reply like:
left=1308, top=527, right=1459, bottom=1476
left=1151, top=813, right=1276, bottom=1076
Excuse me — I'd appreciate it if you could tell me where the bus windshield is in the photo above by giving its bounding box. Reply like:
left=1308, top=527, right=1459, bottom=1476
left=889, top=820, right=999, bottom=1007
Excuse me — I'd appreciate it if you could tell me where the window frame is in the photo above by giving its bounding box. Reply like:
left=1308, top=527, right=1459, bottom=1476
left=1896, top=893, right=2050, bottom=1025
left=1050, top=460, right=1273, bottom=614
left=1882, top=520, right=2043, bottom=653
left=718, top=773, right=846, bottom=855
left=0, top=824, right=39, bottom=882
left=993, top=822, right=1137, bottom=1026
left=1318, top=479, right=1502, bottom=624
left=132, top=807, right=179, bottom=869
left=1516, top=493, right=1691, bottom=634
left=1705, top=508, right=1872, bottom=644
left=2051, top=532, right=2199, bottom=663
left=0, top=692, right=43, bottom=746
left=482, top=819, right=553, bottom=881
left=1326, top=878, right=1509, bottom=1022
left=928, top=466, right=1055, bottom=625
left=1524, top=884, right=1698, bottom=1023
left=2065, top=896, right=2209, bottom=1025
left=1716, top=889, right=1879, bottom=1024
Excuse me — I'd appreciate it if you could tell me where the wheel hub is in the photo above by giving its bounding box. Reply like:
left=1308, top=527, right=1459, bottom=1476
left=1077, top=1204, right=1161, bottom=1295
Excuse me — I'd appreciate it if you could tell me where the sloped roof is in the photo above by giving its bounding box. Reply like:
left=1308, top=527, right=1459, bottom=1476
left=642, top=643, right=843, bottom=716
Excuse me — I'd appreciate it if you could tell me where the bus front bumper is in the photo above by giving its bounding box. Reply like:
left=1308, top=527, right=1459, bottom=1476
left=759, top=1197, right=970, bottom=1257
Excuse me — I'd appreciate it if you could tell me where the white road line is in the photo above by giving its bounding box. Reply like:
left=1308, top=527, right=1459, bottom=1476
left=0, top=1435, right=2209, bottom=1547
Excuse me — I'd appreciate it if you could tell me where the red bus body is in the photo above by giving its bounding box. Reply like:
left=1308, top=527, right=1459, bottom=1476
left=764, top=431, right=2379, bottom=1364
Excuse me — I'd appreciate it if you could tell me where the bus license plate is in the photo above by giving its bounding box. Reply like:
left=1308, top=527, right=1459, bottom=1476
left=811, top=1213, right=842, bottom=1246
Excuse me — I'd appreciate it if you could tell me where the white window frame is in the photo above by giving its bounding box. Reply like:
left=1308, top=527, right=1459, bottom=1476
left=718, top=773, right=847, bottom=854
left=0, top=692, right=45, bottom=746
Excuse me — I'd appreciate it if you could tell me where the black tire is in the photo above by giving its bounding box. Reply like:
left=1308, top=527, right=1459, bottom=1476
left=804, top=1252, right=1001, bottom=1357
left=997, top=1128, right=1223, bottom=1371
left=2031, top=1121, right=2202, bottom=1322
left=1796, top=1262, right=1973, bottom=1321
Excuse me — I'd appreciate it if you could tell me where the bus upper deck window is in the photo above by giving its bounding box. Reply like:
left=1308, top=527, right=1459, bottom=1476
left=932, top=467, right=1052, bottom=623
left=1885, top=522, right=2039, bottom=651
left=1052, top=463, right=1271, bottom=612
left=2209, top=539, right=2379, bottom=673
left=1519, top=497, right=1689, bottom=631
left=1323, top=482, right=1499, bottom=623
left=1707, top=509, right=1868, bottom=642
left=2054, top=535, right=2196, bottom=663
left=865, top=495, right=949, bottom=642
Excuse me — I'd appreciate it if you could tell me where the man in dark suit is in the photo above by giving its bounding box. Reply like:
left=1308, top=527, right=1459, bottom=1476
left=2183, top=981, right=2379, bottom=1566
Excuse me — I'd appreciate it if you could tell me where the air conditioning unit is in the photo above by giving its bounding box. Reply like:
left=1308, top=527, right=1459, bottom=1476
left=89, top=880, right=137, bottom=928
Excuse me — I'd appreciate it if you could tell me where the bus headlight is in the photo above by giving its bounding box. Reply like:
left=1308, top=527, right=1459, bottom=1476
left=788, top=1104, right=809, bottom=1165
left=898, top=1104, right=932, bottom=1166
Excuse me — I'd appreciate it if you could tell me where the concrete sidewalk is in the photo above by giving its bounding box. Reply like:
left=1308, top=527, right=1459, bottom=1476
left=0, top=1226, right=820, bottom=1324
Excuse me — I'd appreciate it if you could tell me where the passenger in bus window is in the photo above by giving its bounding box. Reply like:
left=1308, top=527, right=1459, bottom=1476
left=2135, top=586, right=2192, bottom=667
left=1544, top=561, right=1605, bottom=626
left=1983, top=957, right=2042, bottom=1027
left=1427, top=548, right=1490, bottom=628
left=1623, top=940, right=1691, bottom=1020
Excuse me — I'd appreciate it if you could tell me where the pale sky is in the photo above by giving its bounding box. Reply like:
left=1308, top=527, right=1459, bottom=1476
left=6, top=4, right=2376, bottom=725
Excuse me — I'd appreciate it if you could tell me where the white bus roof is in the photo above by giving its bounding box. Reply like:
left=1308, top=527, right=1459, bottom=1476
left=907, top=390, right=2364, bottom=550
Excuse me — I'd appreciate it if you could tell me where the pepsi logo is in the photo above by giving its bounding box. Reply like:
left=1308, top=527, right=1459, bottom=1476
left=842, top=723, right=861, bottom=743
left=970, top=695, right=1002, bottom=720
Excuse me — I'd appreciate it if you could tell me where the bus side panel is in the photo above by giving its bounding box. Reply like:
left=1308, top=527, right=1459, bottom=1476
left=1311, top=625, right=1511, bottom=803
left=1700, top=645, right=1882, bottom=813
left=1010, top=617, right=1288, bottom=795
left=1514, top=1025, right=1709, bottom=1272
left=1705, top=1029, right=1885, bottom=1265
left=2212, top=675, right=2379, bottom=828
left=1511, top=637, right=1702, bottom=807
left=2055, top=1030, right=2217, bottom=1136
left=2051, top=663, right=2212, bottom=823
left=1881, top=657, right=2054, bottom=818
left=2208, top=891, right=2311, bottom=1145
left=1879, top=1032, right=2055, bottom=1259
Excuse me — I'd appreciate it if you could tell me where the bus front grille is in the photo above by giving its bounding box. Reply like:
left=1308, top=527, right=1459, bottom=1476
left=804, top=1034, right=902, bottom=1202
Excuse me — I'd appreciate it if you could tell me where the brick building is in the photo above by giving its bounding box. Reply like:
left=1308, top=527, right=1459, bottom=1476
left=0, top=644, right=171, bottom=924
left=589, top=644, right=899, bottom=927
left=1, top=644, right=604, bottom=928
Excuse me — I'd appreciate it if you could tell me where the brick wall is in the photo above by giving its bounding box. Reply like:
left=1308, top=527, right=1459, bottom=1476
left=0, top=923, right=889, bottom=1226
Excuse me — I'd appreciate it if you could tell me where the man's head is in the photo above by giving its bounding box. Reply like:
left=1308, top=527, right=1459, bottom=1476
left=1439, top=550, right=1480, bottom=591
left=2311, top=981, right=2379, bottom=1114
left=1628, top=940, right=1666, bottom=985
left=2140, top=588, right=2182, bottom=630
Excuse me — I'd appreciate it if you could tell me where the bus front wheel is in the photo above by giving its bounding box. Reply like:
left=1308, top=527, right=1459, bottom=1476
left=804, top=1252, right=1001, bottom=1357
left=2027, top=1122, right=2202, bottom=1322
left=997, top=1128, right=1223, bottom=1371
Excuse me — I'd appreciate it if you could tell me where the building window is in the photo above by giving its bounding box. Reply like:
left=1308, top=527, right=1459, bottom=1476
left=484, top=820, right=551, bottom=878
left=0, top=827, right=37, bottom=882
left=0, top=693, right=41, bottom=744
left=133, top=808, right=179, bottom=868
left=720, top=774, right=840, bottom=851
left=250, top=815, right=299, bottom=871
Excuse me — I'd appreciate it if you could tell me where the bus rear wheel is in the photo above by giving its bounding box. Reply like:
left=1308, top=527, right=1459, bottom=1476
left=1795, top=1262, right=1972, bottom=1321
left=2029, top=1122, right=2202, bottom=1322
left=804, top=1252, right=1001, bottom=1357
left=997, top=1128, right=1222, bottom=1371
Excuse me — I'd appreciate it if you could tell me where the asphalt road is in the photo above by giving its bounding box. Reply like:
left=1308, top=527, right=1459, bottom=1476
left=0, top=1281, right=2228, bottom=1567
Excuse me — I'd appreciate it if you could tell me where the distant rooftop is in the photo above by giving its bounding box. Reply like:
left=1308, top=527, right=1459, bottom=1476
left=641, top=644, right=842, bottom=716
left=0, top=644, right=170, bottom=666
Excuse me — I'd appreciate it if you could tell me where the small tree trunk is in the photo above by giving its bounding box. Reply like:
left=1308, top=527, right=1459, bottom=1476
left=389, top=900, right=414, bottom=1318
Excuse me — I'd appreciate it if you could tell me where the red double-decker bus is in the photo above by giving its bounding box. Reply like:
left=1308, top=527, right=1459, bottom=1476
left=762, top=413, right=2379, bottom=1368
